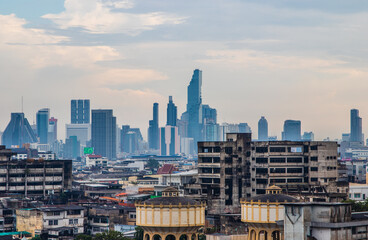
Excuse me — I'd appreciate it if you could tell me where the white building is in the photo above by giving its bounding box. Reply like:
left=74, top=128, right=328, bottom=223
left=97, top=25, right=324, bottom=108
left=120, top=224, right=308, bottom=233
left=349, top=183, right=368, bottom=201
left=66, top=124, right=91, bottom=146
left=86, top=155, right=108, bottom=167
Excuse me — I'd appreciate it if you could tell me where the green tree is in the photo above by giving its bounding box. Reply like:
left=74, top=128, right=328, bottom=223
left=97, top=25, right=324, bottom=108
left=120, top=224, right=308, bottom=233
left=75, top=234, right=93, bottom=240
left=93, top=231, right=129, bottom=240
left=146, top=159, right=159, bottom=170
left=135, top=226, right=144, bottom=240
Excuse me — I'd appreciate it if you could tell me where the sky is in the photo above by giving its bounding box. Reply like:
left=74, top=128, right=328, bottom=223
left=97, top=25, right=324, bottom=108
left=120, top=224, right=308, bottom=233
left=1, top=0, right=368, bottom=141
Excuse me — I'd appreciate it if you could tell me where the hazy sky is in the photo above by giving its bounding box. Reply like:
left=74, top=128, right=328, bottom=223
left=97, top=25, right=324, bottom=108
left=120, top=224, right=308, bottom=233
left=1, top=0, right=368, bottom=141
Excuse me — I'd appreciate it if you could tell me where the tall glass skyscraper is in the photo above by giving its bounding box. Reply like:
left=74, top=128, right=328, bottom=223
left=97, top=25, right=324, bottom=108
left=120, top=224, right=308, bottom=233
left=350, top=109, right=363, bottom=143
left=282, top=120, right=301, bottom=141
left=167, top=96, right=177, bottom=126
left=258, top=116, right=268, bottom=141
left=36, top=108, right=50, bottom=144
left=71, top=99, right=90, bottom=124
left=148, top=103, right=159, bottom=149
left=2, top=113, right=37, bottom=148
left=187, top=69, right=202, bottom=144
left=91, top=109, right=116, bottom=159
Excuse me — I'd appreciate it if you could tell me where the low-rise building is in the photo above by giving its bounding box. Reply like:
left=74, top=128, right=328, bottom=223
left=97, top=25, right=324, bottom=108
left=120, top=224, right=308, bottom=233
left=16, top=205, right=84, bottom=239
left=349, top=183, right=368, bottom=201
left=86, top=155, right=108, bottom=168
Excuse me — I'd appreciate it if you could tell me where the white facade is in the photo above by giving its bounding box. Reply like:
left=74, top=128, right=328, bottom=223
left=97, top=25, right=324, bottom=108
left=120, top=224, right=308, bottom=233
left=86, top=155, right=108, bottom=167
left=66, top=124, right=91, bottom=146
left=349, top=183, right=368, bottom=201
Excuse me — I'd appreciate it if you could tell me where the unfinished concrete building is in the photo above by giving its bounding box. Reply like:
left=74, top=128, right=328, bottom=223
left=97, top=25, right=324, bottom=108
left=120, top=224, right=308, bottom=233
left=251, top=141, right=348, bottom=202
left=191, top=133, right=252, bottom=216
left=185, top=134, right=348, bottom=218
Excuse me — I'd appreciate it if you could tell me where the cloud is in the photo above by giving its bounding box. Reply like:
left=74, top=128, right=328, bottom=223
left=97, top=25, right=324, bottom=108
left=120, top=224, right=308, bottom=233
left=43, top=0, right=186, bottom=35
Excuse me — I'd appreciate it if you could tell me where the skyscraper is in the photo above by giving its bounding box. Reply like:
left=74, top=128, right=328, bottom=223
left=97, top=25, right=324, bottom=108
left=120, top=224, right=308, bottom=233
left=166, top=96, right=177, bottom=126
left=187, top=69, right=202, bottom=144
left=350, top=109, right=363, bottom=143
left=282, top=120, right=301, bottom=141
left=2, top=113, right=37, bottom=148
left=36, top=108, right=50, bottom=144
left=91, top=109, right=116, bottom=159
left=148, top=103, right=159, bottom=150
left=160, top=126, right=180, bottom=156
left=258, top=116, right=268, bottom=141
left=71, top=99, right=90, bottom=124
left=48, top=117, right=58, bottom=144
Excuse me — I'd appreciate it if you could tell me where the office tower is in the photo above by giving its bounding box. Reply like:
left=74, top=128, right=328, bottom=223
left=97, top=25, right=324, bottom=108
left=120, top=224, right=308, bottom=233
left=48, top=117, right=58, bottom=144
left=148, top=103, right=159, bottom=150
left=202, top=104, right=217, bottom=124
left=282, top=120, right=301, bottom=141
left=204, top=122, right=220, bottom=141
left=71, top=99, right=90, bottom=124
left=258, top=116, right=268, bottom=141
left=166, top=96, right=177, bottom=126
left=2, top=113, right=37, bottom=148
left=160, top=126, right=180, bottom=156
left=350, top=109, right=363, bottom=143
left=121, top=125, right=143, bottom=154
left=239, top=123, right=252, bottom=133
left=66, top=124, right=91, bottom=146
left=64, top=136, right=80, bottom=159
left=91, top=109, right=116, bottom=159
left=302, top=132, right=314, bottom=141
left=187, top=69, right=203, bottom=144
left=36, top=108, right=50, bottom=144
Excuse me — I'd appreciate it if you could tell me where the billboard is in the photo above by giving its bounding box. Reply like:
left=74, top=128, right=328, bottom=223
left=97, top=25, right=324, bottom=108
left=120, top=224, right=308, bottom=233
left=84, top=147, right=94, bottom=155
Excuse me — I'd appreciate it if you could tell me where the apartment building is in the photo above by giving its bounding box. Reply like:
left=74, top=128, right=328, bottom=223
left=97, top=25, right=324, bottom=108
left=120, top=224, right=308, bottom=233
left=16, top=205, right=85, bottom=239
left=0, top=145, right=72, bottom=197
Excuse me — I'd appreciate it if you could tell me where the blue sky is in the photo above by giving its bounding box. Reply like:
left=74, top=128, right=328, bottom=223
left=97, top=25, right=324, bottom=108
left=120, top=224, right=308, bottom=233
left=1, top=0, right=368, bottom=140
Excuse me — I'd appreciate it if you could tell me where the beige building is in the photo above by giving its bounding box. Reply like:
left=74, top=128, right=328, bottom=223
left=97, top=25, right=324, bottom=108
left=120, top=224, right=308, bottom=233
left=136, top=187, right=205, bottom=240
left=16, top=205, right=84, bottom=239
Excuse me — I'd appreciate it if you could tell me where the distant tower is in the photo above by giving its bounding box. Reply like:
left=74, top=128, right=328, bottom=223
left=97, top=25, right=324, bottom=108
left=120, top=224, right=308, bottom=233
left=48, top=117, right=58, bottom=143
left=91, top=109, right=116, bottom=159
left=2, top=113, right=37, bottom=148
left=350, top=109, right=363, bottom=143
left=148, top=103, right=159, bottom=150
left=36, top=108, right=50, bottom=144
left=258, top=116, right=268, bottom=141
left=166, top=96, right=177, bottom=126
left=187, top=69, right=203, bottom=144
left=71, top=99, right=90, bottom=124
left=282, top=120, right=301, bottom=141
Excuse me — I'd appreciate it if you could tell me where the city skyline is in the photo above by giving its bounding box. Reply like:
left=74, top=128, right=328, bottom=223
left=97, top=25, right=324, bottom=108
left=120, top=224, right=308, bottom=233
left=1, top=0, right=368, bottom=141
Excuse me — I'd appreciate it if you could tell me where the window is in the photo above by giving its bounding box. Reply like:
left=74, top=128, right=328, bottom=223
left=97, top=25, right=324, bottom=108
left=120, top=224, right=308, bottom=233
left=256, top=158, right=268, bottom=164
left=214, top=147, right=221, bottom=153
left=49, top=220, right=58, bottom=226
left=225, top=157, right=232, bottom=164
left=287, top=178, right=303, bottom=183
left=311, top=145, right=318, bottom=150
left=287, top=158, right=303, bottom=163
left=270, top=168, right=285, bottom=173
left=287, top=168, right=303, bottom=173
left=272, top=178, right=286, bottom=183
left=213, top=157, right=220, bottom=163
left=69, top=219, right=73, bottom=224
left=256, top=147, right=268, bottom=153
left=270, top=158, right=285, bottom=163
left=354, top=193, right=361, bottom=198
left=74, top=219, right=78, bottom=224
left=129, top=213, right=136, bottom=219
left=225, top=147, right=233, bottom=154
left=238, top=147, right=242, bottom=152
left=256, top=189, right=266, bottom=194
left=225, top=168, right=233, bottom=175
left=256, top=168, right=268, bottom=174
left=270, top=147, right=286, bottom=152
left=289, top=147, right=302, bottom=153
left=256, top=179, right=268, bottom=184
left=311, top=157, right=318, bottom=161
left=311, top=167, right=318, bottom=171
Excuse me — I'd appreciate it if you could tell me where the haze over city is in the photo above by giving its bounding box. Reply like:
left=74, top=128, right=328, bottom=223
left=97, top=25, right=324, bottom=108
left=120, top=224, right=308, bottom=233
left=1, top=0, right=368, bottom=140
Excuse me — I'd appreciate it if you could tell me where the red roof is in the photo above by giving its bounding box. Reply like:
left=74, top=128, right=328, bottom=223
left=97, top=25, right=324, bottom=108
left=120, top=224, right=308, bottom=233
left=157, top=164, right=178, bottom=174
